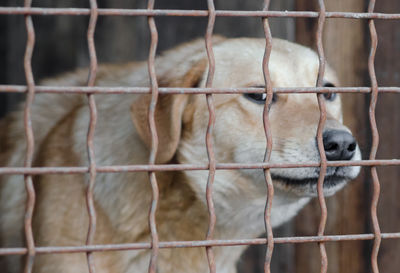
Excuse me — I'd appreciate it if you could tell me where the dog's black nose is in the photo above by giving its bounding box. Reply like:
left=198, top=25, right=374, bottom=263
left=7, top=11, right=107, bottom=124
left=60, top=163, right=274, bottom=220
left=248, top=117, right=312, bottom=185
left=322, top=130, right=357, bottom=161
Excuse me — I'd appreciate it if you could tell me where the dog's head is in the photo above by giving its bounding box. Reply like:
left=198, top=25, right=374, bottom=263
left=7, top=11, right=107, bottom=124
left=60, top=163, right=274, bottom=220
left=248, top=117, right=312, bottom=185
left=131, top=38, right=361, bottom=200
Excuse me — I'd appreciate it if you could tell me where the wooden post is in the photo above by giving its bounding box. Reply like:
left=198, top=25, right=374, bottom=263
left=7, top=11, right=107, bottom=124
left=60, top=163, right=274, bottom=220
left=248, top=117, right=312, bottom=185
left=373, top=1, right=400, bottom=273
left=295, top=0, right=370, bottom=272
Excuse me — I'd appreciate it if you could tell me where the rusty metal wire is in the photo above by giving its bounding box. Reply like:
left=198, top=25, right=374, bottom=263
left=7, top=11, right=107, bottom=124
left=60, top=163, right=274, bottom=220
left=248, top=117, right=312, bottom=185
left=315, top=1, right=328, bottom=272
left=146, top=0, right=160, bottom=272
left=1, top=232, right=400, bottom=256
left=367, top=1, right=382, bottom=273
left=1, top=159, right=400, bottom=175
left=2, top=85, right=400, bottom=94
left=22, top=0, right=36, bottom=272
left=261, top=1, right=274, bottom=273
left=204, top=1, right=217, bottom=272
left=0, top=1, right=398, bottom=273
left=85, top=0, right=99, bottom=273
left=1, top=7, right=400, bottom=20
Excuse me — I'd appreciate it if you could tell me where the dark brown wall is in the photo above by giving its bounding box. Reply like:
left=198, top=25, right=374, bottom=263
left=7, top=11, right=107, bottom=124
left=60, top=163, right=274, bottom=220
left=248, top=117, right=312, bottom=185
left=373, top=1, right=400, bottom=272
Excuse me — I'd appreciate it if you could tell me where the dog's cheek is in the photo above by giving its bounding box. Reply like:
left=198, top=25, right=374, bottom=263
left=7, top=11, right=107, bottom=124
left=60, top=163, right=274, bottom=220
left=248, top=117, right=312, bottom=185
left=231, top=141, right=267, bottom=187
left=233, top=141, right=265, bottom=163
left=214, top=99, right=265, bottom=163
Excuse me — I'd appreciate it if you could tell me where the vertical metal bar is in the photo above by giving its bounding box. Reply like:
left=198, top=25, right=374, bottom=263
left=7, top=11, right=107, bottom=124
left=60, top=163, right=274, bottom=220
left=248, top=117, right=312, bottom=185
left=205, top=0, right=217, bottom=272
left=22, top=0, right=36, bottom=272
left=146, top=0, right=160, bottom=272
left=367, top=1, right=381, bottom=273
left=261, top=1, right=274, bottom=273
left=315, top=1, right=328, bottom=273
left=85, top=1, right=99, bottom=273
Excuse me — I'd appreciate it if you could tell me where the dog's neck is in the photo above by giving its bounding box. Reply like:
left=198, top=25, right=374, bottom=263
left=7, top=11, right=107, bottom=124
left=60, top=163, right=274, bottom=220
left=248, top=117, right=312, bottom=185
left=177, top=170, right=311, bottom=240
left=164, top=170, right=311, bottom=273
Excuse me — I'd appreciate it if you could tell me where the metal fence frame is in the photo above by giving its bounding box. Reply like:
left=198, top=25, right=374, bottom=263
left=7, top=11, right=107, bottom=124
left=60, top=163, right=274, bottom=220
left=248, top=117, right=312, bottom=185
left=0, top=0, right=400, bottom=273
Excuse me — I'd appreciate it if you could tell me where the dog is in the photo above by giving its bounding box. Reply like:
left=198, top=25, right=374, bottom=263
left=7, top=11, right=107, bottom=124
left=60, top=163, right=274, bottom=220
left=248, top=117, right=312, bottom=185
left=0, top=37, right=361, bottom=273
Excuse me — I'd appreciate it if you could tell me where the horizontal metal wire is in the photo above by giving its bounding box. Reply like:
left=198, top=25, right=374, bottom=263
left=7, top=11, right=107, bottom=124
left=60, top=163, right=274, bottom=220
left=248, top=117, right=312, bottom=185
left=0, top=160, right=399, bottom=175
left=0, top=8, right=400, bottom=20
left=0, top=232, right=399, bottom=256
left=1, top=85, right=400, bottom=94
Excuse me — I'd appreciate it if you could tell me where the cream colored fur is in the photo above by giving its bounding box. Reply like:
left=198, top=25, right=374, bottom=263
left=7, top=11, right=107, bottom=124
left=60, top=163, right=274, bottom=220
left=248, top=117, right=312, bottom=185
left=0, top=37, right=360, bottom=273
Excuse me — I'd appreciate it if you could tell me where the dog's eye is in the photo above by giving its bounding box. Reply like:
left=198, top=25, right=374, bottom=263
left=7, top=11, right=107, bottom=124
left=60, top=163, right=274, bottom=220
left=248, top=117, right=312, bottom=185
left=244, top=92, right=278, bottom=105
left=322, top=82, right=337, bottom=101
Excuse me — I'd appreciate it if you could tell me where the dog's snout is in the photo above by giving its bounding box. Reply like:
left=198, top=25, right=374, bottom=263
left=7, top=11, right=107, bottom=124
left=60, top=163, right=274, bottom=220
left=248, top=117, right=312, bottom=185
left=323, top=130, right=357, bottom=161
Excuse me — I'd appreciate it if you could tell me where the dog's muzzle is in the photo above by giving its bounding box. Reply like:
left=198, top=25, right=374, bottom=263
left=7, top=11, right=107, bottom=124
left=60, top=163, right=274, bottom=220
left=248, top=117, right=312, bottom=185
left=270, top=129, right=361, bottom=196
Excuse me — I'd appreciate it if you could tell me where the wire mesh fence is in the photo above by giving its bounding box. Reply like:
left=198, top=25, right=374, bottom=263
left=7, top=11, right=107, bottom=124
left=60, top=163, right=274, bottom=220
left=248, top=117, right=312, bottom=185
left=0, top=1, right=399, bottom=273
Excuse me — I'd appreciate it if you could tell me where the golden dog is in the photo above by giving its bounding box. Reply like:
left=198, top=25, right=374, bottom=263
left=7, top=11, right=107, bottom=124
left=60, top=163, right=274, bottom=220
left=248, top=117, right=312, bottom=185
left=0, top=37, right=361, bottom=273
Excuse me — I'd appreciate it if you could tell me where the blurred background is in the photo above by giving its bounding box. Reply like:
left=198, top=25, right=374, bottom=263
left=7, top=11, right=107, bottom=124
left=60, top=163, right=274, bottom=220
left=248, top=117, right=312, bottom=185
left=1, top=0, right=399, bottom=272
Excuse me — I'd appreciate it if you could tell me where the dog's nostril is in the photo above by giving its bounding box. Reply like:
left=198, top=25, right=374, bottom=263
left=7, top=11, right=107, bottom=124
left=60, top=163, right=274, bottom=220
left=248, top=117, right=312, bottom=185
left=348, top=142, right=356, bottom=152
left=325, top=142, right=338, bottom=152
left=322, top=130, right=357, bottom=161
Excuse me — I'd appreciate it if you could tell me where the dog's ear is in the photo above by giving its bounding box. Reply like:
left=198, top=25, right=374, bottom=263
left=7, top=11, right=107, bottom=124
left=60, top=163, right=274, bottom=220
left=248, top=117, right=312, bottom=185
left=131, top=36, right=226, bottom=163
left=130, top=60, right=207, bottom=163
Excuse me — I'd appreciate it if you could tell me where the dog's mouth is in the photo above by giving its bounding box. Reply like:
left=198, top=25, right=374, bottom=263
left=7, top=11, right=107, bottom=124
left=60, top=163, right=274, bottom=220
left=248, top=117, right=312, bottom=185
left=271, top=173, right=349, bottom=188
left=268, top=166, right=359, bottom=196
